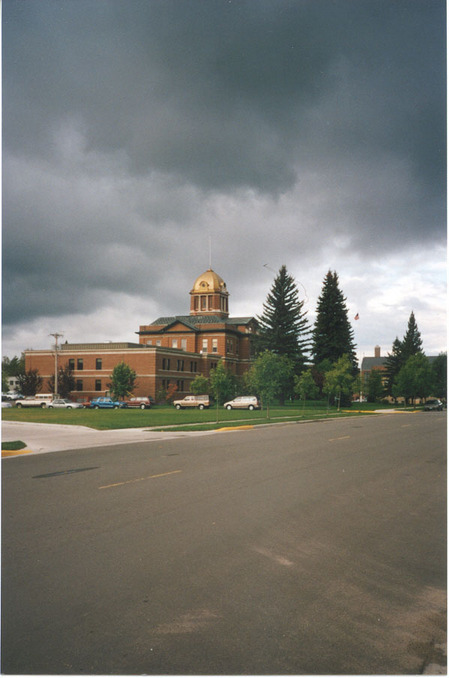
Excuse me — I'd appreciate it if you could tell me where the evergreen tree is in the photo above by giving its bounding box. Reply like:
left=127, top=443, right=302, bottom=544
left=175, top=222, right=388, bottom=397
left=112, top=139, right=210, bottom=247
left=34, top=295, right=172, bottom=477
left=311, top=270, right=357, bottom=371
left=384, top=313, right=423, bottom=398
left=257, top=265, right=310, bottom=367
left=401, top=311, right=423, bottom=361
left=383, top=337, right=403, bottom=398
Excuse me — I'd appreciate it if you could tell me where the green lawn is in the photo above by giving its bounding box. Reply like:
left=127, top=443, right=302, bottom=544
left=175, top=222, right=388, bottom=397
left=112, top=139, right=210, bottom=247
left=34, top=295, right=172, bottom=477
left=1, top=401, right=398, bottom=431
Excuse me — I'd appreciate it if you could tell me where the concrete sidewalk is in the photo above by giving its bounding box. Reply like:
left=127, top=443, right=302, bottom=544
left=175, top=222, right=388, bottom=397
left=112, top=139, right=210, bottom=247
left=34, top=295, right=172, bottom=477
left=1, top=421, right=214, bottom=457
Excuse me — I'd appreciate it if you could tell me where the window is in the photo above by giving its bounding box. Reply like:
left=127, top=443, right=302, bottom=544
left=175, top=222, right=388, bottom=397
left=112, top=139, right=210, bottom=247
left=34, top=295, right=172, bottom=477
left=76, top=379, right=83, bottom=391
left=172, top=339, right=178, bottom=348
left=95, top=380, right=102, bottom=391
left=156, top=340, right=161, bottom=346
left=177, top=380, right=184, bottom=391
left=162, top=379, right=170, bottom=390
left=212, top=339, right=218, bottom=353
left=208, top=295, right=212, bottom=309
left=201, top=296, right=207, bottom=310
left=210, top=362, right=218, bottom=370
left=177, top=360, right=184, bottom=371
left=190, top=361, right=197, bottom=372
left=181, top=339, right=187, bottom=350
left=96, top=358, right=102, bottom=370
left=146, top=340, right=152, bottom=346
left=202, top=339, right=208, bottom=352
left=68, top=358, right=75, bottom=370
left=77, top=359, right=83, bottom=370
left=162, top=358, right=171, bottom=370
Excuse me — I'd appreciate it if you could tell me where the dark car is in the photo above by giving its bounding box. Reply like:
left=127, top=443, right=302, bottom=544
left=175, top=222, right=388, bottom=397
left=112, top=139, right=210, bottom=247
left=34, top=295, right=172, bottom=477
left=423, top=398, right=443, bottom=411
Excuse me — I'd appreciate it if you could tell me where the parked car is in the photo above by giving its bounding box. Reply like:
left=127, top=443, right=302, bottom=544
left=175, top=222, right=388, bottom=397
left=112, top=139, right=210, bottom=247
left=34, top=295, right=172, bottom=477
left=2, top=397, right=13, bottom=408
left=173, top=395, right=210, bottom=410
left=15, top=394, right=53, bottom=408
left=48, top=399, right=84, bottom=409
left=123, top=397, right=152, bottom=409
left=87, top=397, right=128, bottom=409
left=223, top=396, right=261, bottom=411
left=423, top=398, right=444, bottom=411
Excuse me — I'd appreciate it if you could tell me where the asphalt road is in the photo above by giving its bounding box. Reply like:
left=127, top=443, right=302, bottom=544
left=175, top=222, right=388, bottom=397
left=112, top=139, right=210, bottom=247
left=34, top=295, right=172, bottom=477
left=2, top=413, right=446, bottom=675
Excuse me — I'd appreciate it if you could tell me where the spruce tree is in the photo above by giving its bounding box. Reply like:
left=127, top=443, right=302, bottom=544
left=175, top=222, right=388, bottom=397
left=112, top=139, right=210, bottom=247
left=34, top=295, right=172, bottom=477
left=311, top=270, right=357, bottom=371
left=257, top=265, right=310, bottom=367
left=401, top=311, right=423, bottom=361
left=383, top=337, right=403, bottom=398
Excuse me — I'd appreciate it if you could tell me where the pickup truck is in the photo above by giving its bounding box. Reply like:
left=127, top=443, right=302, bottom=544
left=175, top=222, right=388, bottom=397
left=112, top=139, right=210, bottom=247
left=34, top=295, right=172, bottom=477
left=173, top=395, right=210, bottom=410
left=15, top=394, right=53, bottom=408
left=86, top=397, right=127, bottom=409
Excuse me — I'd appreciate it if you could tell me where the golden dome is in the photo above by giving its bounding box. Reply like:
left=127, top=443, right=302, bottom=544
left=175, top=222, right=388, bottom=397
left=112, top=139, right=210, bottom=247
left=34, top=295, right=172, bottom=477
left=190, top=269, right=228, bottom=294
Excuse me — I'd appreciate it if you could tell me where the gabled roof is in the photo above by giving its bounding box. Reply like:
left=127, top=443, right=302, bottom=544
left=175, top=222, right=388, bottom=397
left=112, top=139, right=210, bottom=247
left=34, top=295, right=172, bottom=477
left=361, top=357, right=386, bottom=371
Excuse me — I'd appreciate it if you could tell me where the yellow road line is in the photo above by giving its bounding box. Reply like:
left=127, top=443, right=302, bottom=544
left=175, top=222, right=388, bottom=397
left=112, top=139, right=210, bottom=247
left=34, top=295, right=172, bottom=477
left=99, top=469, right=182, bottom=489
left=217, top=425, right=254, bottom=432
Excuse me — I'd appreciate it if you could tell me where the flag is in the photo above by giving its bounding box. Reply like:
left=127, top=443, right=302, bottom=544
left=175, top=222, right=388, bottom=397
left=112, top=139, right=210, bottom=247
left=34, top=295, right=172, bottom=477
left=354, top=313, right=359, bottom=320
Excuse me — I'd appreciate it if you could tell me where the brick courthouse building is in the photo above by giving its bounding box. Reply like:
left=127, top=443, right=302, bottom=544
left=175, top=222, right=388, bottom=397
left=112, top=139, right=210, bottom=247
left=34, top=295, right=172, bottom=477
left=24, top=269, right=258, bottom=401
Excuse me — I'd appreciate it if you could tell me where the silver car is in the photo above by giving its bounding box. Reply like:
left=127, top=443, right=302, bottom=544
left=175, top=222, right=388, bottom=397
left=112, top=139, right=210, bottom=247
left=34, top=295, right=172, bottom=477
left=48, top=399, right=84, bottom=409
left=223, top=396, right=261, bottom=411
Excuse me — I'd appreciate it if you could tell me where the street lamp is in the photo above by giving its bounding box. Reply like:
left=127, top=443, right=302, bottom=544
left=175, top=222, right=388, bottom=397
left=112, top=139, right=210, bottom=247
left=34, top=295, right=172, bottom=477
left=50, top=333, right=63, bottom=398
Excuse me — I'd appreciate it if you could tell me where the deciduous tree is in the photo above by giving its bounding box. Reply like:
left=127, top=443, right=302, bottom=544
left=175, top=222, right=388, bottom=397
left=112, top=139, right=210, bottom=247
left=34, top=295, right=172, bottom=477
left=393, top=354, right=432, bottom=405
left=16, top=369, right=43, bottom=396
left=47, top=362, right=76, bottom=398
left=247, top=350, right=294, bottom=418
left=323, top=355, right=354, bottom=410
left=107, top=362, right=137, bottom=400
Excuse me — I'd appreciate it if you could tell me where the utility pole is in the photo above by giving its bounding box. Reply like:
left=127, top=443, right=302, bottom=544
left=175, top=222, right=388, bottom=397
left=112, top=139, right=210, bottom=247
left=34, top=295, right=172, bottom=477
left=50, top=333, right=63, bottom=397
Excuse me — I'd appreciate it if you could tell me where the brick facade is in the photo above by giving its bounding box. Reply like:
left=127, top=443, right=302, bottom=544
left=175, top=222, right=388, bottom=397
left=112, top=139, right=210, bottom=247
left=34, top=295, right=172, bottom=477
left=23, top=269, right=258, bottom=401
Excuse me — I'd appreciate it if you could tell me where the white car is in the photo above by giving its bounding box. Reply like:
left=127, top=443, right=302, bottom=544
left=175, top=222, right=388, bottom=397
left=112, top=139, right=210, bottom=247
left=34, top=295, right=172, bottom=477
left=48, top=399, right=84, bottom=409
left=223, top=396, right=261, bottom=411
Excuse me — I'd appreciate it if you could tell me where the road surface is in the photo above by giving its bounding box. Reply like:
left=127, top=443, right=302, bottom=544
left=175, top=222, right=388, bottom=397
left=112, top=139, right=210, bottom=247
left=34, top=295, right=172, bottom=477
left=2, top=412, right=446, bottom=674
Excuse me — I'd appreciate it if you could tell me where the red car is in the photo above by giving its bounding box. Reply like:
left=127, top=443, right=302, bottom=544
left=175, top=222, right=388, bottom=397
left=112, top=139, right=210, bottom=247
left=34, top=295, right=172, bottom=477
left=123, top=397, right=152, bottom=409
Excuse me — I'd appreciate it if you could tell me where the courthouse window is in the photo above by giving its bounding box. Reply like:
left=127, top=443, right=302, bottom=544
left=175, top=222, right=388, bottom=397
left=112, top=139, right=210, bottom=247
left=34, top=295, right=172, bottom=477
left=77, top=359, right=83, bottom=370
left=76, top=380, right=83, bottom=391
left=95, top=380, right=102, bottom=391
left=68, top=359, right=75, bottom=370
left=96, top=358, right=102, bottom=370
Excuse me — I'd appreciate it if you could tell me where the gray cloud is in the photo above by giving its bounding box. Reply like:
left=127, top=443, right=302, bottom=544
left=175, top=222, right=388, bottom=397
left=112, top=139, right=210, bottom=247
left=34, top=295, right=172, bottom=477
left=2, top=0, right=446, bottom=357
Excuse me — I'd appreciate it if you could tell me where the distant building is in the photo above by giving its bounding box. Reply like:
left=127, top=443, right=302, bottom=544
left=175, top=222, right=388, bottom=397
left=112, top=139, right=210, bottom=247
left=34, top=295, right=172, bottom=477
left=24, top=269, right=258, bottom=401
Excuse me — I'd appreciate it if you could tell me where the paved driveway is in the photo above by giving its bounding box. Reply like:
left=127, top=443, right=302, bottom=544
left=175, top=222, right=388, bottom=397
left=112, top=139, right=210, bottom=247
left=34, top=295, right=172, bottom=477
left=2, top=421, right=214, bottom=456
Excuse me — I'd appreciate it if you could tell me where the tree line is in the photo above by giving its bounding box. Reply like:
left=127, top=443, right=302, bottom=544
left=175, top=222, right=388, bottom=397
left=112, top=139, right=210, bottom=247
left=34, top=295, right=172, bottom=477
left=2, top=266, right=446, bottom=407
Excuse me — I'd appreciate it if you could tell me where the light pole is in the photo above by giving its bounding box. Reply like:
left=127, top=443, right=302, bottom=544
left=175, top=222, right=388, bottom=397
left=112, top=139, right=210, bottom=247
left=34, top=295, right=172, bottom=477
left=50, top=333, right=63, bottom=398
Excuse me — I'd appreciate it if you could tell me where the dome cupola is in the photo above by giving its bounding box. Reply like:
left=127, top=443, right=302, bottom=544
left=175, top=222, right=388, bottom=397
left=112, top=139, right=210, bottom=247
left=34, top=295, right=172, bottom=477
left=190, top=268, right=229, bottom=317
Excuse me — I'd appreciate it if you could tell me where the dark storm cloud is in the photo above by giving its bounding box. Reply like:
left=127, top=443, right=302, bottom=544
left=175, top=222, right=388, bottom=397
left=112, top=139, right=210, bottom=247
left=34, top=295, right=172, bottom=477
left=2, top=0, right=446, bottom=344
left=4, top=0, right=445, bottom=193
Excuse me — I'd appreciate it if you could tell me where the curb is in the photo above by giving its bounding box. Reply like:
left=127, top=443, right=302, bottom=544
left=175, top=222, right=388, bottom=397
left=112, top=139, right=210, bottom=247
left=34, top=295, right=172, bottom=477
left=2, top=449, right=33, bottom=457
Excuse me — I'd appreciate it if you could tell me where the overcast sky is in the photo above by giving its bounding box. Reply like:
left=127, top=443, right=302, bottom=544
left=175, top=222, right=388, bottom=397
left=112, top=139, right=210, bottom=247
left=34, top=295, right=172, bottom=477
left=2, top=0, right=446, bottom=364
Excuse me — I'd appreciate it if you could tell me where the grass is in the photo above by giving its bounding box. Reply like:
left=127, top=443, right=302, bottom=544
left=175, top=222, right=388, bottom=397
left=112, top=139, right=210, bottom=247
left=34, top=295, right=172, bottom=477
left=1, top=400, right=401, bottom=431
left=2, top=440, right=27, bottom=450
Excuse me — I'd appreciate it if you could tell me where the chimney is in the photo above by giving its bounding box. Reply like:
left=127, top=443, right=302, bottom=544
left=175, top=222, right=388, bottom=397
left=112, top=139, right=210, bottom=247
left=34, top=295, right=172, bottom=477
left=374, top=345, right=381, bottom=358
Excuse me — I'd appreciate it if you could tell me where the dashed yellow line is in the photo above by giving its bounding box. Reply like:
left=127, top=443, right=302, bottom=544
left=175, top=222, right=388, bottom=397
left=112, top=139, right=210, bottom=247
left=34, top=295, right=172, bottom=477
left=99, top=469, right=182, bottom=489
